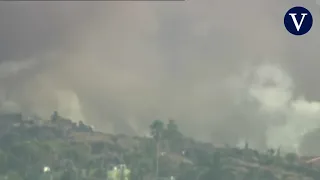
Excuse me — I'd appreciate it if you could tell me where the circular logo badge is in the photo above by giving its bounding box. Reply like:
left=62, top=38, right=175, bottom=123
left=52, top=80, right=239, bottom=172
left=284, top=6, right=313, bottom=35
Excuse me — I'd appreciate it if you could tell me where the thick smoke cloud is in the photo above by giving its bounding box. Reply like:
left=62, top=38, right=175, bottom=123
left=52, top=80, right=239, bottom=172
left=0, top=0, right=320, bottom=153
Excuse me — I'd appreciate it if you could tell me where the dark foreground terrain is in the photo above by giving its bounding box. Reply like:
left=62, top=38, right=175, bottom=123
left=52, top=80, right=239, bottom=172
left=0, top=112, right=319, bottom=180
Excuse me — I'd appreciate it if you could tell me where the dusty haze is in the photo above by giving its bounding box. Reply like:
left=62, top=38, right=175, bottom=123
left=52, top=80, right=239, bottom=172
left=1, top=0, right=320, bottom=154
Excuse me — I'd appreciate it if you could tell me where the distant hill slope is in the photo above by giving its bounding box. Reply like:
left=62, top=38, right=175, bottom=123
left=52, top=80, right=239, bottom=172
left=0, top=114, right=319, bottom=180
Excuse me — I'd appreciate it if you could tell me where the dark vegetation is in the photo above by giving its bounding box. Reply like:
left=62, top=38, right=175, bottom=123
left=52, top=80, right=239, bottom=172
left=0, top=112, right=319, bottom=180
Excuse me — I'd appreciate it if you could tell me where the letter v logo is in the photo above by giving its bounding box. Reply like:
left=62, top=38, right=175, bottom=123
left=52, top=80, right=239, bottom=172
left=284, top=6, right=313, bottom=36
left=289, top=13, right=308, bottom=31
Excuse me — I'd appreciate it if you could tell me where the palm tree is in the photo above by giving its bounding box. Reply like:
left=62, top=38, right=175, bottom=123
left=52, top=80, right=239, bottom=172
left=150, top=120, right=164, bottom=180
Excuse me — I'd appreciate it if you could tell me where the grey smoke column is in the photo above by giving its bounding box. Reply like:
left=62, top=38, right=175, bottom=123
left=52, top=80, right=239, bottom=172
left=0, top=1, right=320, bottom=153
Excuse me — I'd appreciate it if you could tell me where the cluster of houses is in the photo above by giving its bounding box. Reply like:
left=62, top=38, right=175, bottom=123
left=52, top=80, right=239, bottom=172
left=0, top=111, right=94, bottom=134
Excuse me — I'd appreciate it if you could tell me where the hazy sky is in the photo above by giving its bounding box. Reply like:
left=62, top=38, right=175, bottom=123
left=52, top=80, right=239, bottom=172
left=1, top=0, right=320, bottom=153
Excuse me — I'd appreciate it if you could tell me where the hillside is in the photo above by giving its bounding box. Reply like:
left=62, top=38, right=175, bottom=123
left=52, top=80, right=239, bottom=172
left=0, top=113, right=319, bottom=180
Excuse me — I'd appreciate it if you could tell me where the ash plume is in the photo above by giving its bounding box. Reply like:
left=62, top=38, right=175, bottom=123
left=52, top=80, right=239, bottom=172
left=0, top=0, right=320, bottom=153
